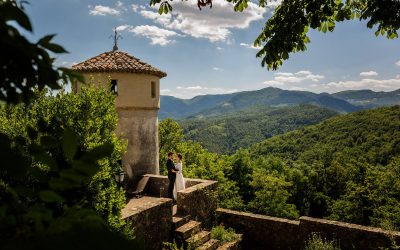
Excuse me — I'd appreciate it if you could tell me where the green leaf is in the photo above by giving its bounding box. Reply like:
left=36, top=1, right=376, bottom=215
left=43, top=43, right=68, bottom=54
left=40, top=135, right=59, bottom=148
left=39, top=190, right=65, bottom=203
left=82, top=143, right=114, bottom=163
left=37, top=34, right=56, bottom=46
left=282, top=51, right=289, bottom=60
left=62, top=128, right=78, bottom=161
left=27, top=125, right=38, bottom=140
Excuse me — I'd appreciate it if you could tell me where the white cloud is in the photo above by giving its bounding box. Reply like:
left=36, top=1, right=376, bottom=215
left=131, top=4, right=139, bottom=12
left=213, top=67, right=222, bottom=71
left=325, top=78, right=400, bottom=91
left=240, top=42, right=261, bottom=50
left=264, top=70, right=325, bottom=87
left=360, top=71, right=378, bottom=77
left=173, top=85, right=239, bottom=98
left=89, top=1, right=127, bottom=16
left=116, top=24, right=132, bottom=31
left=396, top=60, right=400, bottom=66
left=89, top=5, right=120, bottom=16
left=136, top=0, right=266, bottom=43
left=57, top=61, right=77, bottom=68
left=216, top=47, right=223, bottom=50
left=129, top=25, right=183, bottom=46
left=161, top=89, right=172, bottom=94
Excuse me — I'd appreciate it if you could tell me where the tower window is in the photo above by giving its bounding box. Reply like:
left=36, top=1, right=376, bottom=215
left=151, top=81, right=156, bottom=98
left=111, top=80, right=118, bottom=95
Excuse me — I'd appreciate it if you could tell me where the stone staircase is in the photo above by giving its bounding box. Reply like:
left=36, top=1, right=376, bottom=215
left=172, top=213, right=241, bottom=250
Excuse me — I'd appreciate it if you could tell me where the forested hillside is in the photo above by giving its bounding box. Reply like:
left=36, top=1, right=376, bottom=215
left=333, top=89, right=400, bottom=108
left=180, top=105, right=338, bottom=154
left=160, top=106, right=400, bottom=229
left=160, top=87, right=360, bottom=119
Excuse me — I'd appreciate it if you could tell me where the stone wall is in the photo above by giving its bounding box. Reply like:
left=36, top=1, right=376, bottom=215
left=217, top=209, right=300, bottom=250
left=122, top=197, right=173, bottom=250
left=177, top=178, right=218, bottom=228
left=143, top=174, right=218, bottom=228
left=299, top=216, right=400, bottom=250
left=217, top=209, right=400, bottom=250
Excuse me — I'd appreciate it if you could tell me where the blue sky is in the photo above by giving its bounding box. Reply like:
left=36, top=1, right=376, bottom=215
left=26, top=0, right=400, bottom=98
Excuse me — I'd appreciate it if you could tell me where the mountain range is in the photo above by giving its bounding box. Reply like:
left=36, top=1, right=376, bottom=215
left=160, top=87, right=400, bottom=119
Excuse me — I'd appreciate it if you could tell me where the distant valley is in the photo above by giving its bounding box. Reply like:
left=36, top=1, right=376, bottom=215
left=160, top=87, right=400, bottom=120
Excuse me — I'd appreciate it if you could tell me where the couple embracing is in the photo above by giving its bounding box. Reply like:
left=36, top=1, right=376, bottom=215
left=166, top=152, right=186, bottom=201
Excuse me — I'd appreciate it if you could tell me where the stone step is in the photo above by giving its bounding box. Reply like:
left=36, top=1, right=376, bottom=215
left=216, top=235, right=242, bottom=250
left=175, top=220, right=201, bottom=240
left=172, top=214, right=191, bottom=229
left=197, top=239, right=220, bottom=250
left=186, top=231, right=211, bottom=248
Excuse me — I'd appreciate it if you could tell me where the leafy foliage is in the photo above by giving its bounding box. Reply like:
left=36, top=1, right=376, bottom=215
left=210, top=225, right=240, bottom=244
left=180, top=105, right=338, bottom=154
left=150, top=0, right=399, bottom=70
left=0, top=0, right=82, bottom=104
left=0, top=86, right=134, bottom=246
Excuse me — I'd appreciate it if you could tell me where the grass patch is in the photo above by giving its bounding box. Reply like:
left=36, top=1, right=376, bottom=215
left=210, top=225, right=240, bottom=244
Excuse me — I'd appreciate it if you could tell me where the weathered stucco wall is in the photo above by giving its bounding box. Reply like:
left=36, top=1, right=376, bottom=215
left=217, top=209, right=400, bottom=250
left=117, top=109, right=159, bottom=184
left=77, top=72, right=160, bottom=108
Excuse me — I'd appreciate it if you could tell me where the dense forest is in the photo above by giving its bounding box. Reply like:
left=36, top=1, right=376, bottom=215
left=160, top=106, right=400, bottom=229
left=180, top=105, right=338, bottom=154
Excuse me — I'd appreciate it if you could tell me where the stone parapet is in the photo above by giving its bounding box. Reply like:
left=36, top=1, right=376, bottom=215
left=143, top=174, right=218, bottom=228
left=122, top=196, right=173, bottom=249
left=216, top=208, right=400, bottom=250
left=216, top=209, right=300, bottom=250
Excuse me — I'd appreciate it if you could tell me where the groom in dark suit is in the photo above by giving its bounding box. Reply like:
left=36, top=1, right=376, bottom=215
left=166, top=152, right=178, bottom=200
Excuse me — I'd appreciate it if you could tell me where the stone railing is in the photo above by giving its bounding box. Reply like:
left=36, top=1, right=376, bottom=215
left=217, top=208, right=400, bottom=250
left=143, top=174, right=218, bottom=228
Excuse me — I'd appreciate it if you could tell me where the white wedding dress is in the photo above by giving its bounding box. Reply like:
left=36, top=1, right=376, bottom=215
left=173, top=162, right=186, bottom=200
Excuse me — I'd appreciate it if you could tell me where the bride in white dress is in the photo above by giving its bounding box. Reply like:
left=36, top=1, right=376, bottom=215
left=173, top=153, right=186, bottom=200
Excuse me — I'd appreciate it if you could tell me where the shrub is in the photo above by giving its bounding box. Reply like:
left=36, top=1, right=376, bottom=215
left=210, top=225, right=240, bottom=244
left=304, top=233, right=340, bottom=250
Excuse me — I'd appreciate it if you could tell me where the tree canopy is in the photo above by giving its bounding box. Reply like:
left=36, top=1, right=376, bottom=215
left=151, top=0, right=400, bottom=70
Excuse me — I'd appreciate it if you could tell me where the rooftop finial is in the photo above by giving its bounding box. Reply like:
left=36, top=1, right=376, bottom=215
left=110, top=27, right=122, bottom=51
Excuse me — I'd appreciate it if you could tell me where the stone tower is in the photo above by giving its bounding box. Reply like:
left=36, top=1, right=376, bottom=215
left=72, top=49, right=167, bottom=184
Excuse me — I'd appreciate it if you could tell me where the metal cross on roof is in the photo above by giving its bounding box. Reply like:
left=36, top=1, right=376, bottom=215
left=110, top=27, right=122, bottom=51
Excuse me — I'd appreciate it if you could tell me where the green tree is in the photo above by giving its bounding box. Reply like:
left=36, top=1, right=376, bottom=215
left=150, top=0, right=399, bottom=70
left=248, top=168, right=299, bottom=219
left=226, top=149, right=254, bottom=203
left=0, top=86, right=133, bottom=243
left=159, top=118, right=184, bottom=174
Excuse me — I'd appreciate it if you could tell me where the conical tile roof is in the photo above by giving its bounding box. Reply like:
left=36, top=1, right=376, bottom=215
left=72, top=50, right=167, bottom=78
